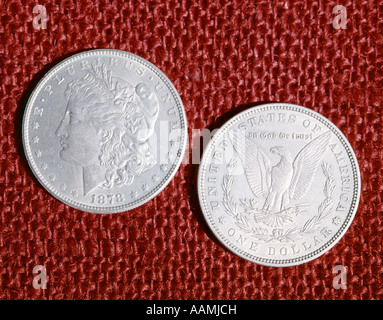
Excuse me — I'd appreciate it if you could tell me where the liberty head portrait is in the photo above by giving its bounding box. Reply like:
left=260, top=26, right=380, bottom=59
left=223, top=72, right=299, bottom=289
left=55, top=61, right=159, bottom=195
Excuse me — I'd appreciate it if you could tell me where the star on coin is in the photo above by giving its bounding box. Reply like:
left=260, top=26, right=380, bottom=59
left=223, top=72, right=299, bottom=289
left=160, top=164, right=168, bottom=172
left=59, top=183, right=67, bottom=191
left=32, top=122, right=39, bottom=130
left=40, top=162, right=48, bottom=170
left=35, top=150, right=42, bottom=158
left=332, top=216, right=341, bottom=226
left=218, top=216, right=225, bottom=224
left=33, top=136, right=40, bottom=144
left=131, top=190, right=139, bottom=198
left=33, top=107, right=43, bottom=116
left=71, top=190, right=79, bottom=198
left=48, top=174, right=56, bottom=181
left=152, top=174, right=160, bottom=183
left=142, top=183, right=150, bottom=192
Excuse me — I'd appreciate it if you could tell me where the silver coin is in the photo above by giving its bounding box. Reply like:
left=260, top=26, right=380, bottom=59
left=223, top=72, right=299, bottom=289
left=23, top=49, right=187, bottom=213
left=198, top=103, right=360, bottom=266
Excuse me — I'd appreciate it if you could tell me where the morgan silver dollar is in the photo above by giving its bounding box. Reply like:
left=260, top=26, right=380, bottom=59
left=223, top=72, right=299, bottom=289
left=198, top=103, right=360, bottom=266
left=23, top=49, right=187, bottom=213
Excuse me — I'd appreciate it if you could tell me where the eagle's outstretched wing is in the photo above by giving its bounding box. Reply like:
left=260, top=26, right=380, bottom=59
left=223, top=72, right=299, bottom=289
left=289, top=131, right=331, bottom=200
left=228, top=130, right=271, bottom=198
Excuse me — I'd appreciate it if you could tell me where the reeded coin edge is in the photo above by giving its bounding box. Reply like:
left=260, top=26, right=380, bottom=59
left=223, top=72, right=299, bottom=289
left=22, top=49, right=188, bottom=214
left=198, top=103, right=361, bottom=267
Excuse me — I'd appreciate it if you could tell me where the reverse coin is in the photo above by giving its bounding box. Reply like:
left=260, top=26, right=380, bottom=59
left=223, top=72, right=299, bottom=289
left=23, top=49, right=187, bottom=213
left=198, top=103, right=360, bottom=266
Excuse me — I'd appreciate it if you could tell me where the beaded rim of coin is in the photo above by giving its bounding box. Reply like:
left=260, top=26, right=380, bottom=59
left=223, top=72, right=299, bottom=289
left=22, top=49, right=187, bottom=213
left=198, top=103, right=361, bottom=267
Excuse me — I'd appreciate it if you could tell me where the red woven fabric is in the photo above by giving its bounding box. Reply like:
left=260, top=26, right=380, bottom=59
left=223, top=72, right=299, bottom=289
left=0, top=0, right=382, bottom=300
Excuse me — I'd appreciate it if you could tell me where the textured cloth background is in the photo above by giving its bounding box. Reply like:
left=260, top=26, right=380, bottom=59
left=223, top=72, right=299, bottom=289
left=0, top=0, right=382, bottom=300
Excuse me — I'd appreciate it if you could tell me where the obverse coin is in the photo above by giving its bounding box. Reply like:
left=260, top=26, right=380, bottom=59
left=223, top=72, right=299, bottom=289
left=198, top=103, right=360, bottom=266
left=23, top=49, right=187, bottom=213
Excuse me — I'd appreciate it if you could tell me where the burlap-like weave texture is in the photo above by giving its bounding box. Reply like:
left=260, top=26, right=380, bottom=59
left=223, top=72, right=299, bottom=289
left=0, top=0, right=382, bottom=299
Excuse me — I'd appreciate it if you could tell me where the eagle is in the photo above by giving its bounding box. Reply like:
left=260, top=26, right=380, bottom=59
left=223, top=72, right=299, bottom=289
left=228, top=130, right=331, bottom=214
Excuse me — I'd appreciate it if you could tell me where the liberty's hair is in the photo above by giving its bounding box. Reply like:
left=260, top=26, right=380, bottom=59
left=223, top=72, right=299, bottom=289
left=64, top=75, right=159, bottom=188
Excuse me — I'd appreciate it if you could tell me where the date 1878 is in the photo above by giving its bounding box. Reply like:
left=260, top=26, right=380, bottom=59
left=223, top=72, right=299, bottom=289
left=90, top=193, right=125, bottom=205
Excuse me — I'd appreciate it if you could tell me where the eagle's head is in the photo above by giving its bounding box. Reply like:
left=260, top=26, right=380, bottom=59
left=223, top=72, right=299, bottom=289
left=270, top=146, right=288, bottom=156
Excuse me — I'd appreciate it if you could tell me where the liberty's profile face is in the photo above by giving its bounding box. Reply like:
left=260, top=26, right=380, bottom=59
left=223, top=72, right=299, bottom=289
left=55, top=98, right=102, bottom=168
